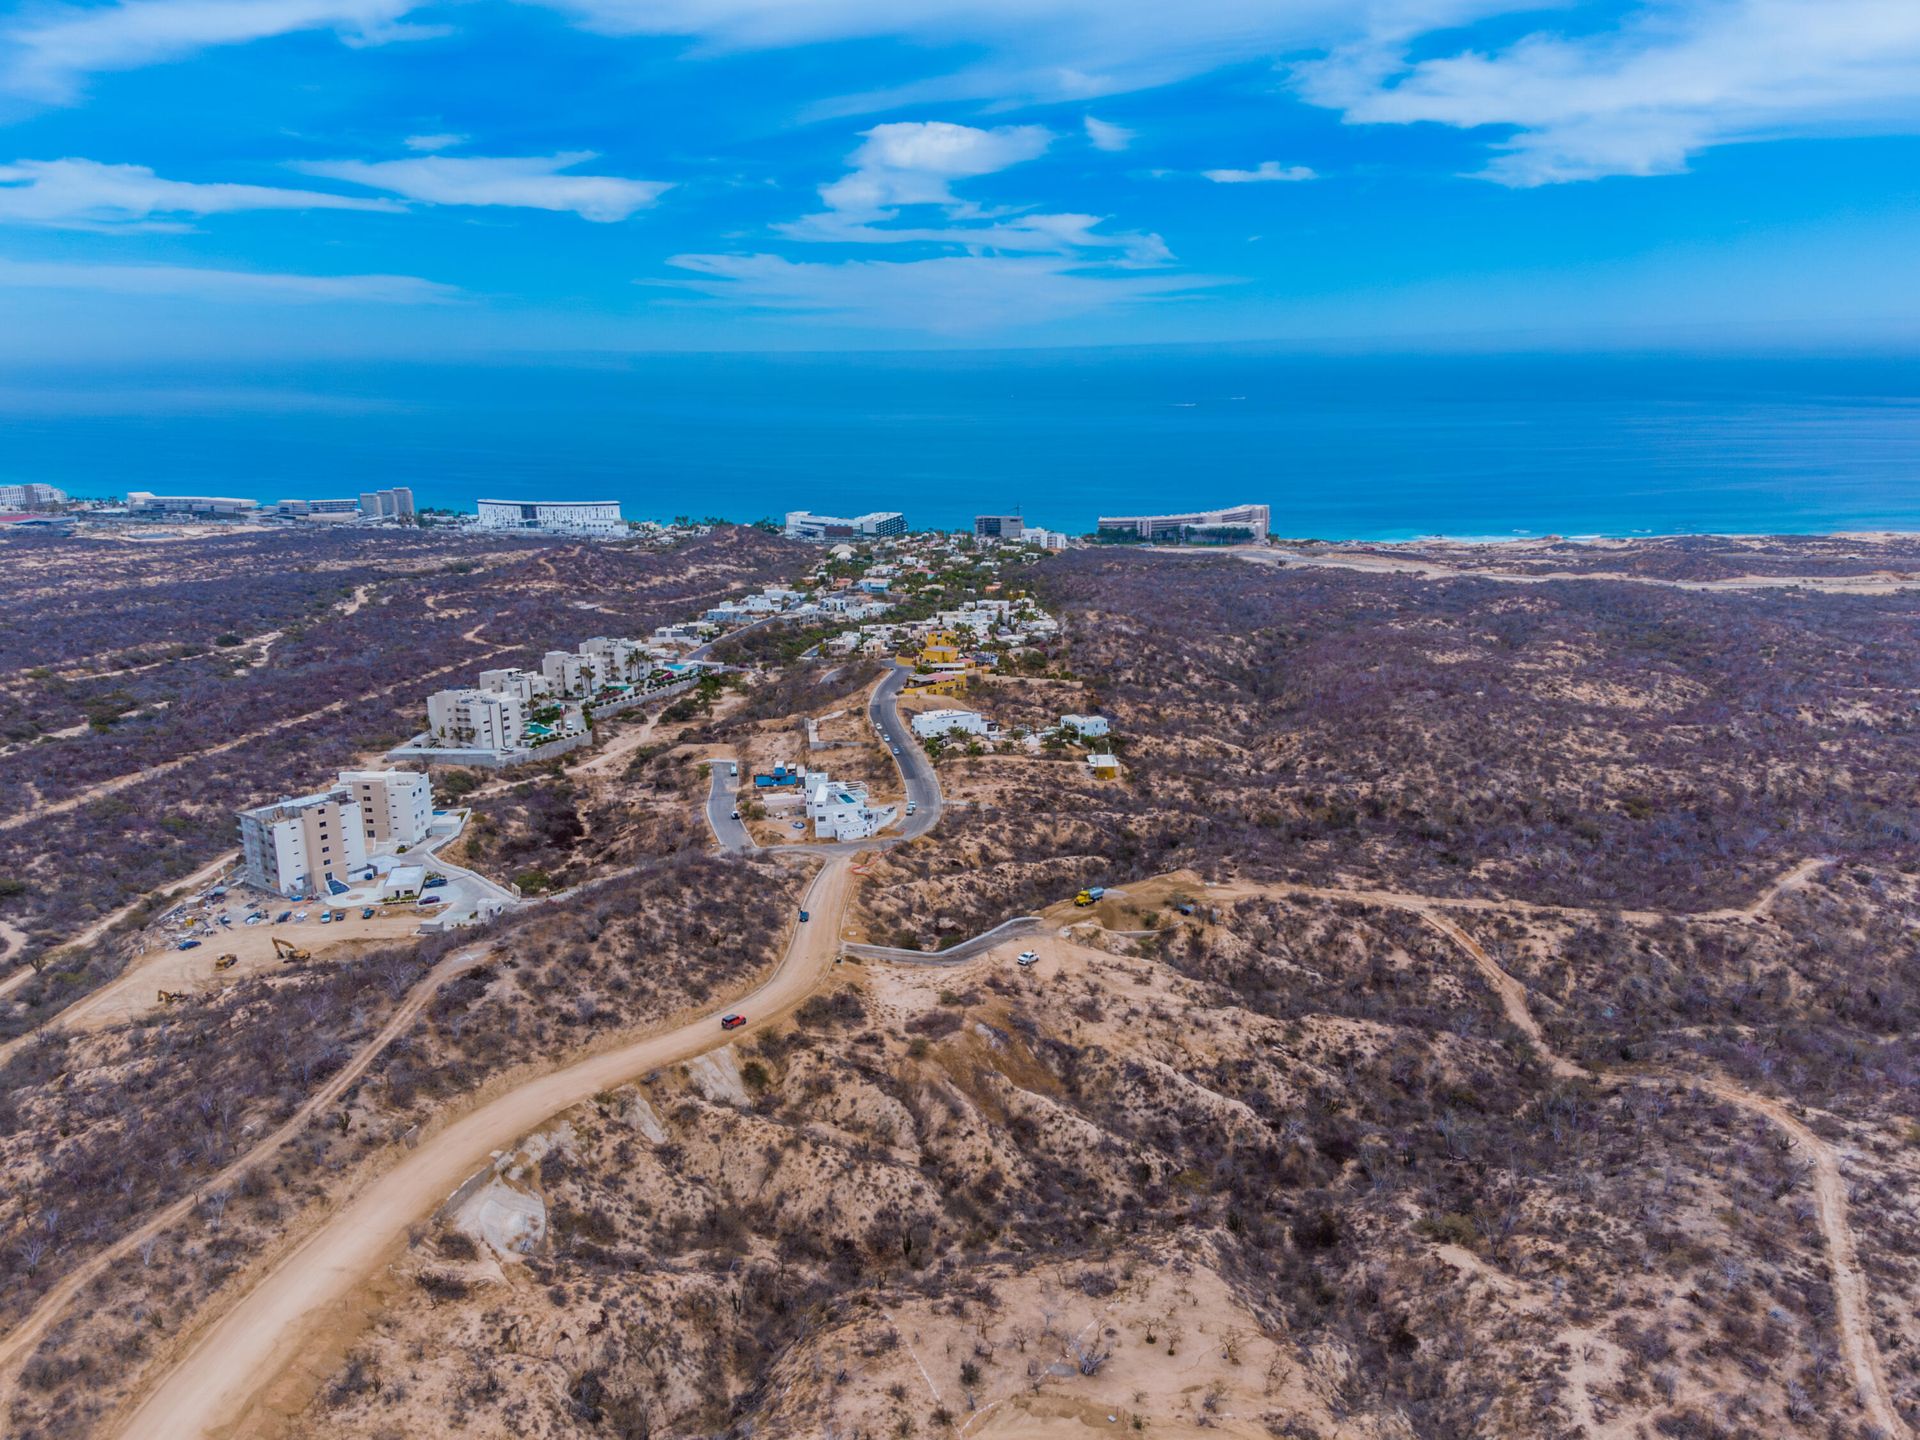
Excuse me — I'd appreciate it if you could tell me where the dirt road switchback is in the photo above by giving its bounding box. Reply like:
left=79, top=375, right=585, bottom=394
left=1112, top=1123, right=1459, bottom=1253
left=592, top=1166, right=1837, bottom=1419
left=110, top=856, right=851, bottom=1440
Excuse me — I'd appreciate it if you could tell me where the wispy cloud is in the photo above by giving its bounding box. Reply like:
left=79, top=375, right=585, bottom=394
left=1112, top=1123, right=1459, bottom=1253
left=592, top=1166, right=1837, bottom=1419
left=403, top=132, right=465, bottom=152
left=661, top=252, right=1215, bottom=332
left=1, top=0, right=441, bottom=102
left=1202, top=161, right=1316, bottom=184
left=0, top=256, right=456, bottom=302
left=0, top=157, right=396, bottom=229
left=1083, top=116, right=1135, bottom=152
left=779, top=120, right=1167, bottom=266
left=292, top=152, right=670, bottom=221
left=1297, top=0, right=1920, bottom=185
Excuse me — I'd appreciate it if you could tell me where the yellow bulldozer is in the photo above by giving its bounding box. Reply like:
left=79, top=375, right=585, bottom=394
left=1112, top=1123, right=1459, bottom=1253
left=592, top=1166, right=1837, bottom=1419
left=271, top=936, right=311, bottom=962
left=156, top=989, right=189, bottom=1005
left=213, top=954, right=238, bottom=971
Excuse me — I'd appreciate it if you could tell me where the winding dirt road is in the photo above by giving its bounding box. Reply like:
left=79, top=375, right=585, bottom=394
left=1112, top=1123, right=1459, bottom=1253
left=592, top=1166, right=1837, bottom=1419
left=0, top=937, right=499, bottom=1400
left=106, top=858, right=851, bottom=1440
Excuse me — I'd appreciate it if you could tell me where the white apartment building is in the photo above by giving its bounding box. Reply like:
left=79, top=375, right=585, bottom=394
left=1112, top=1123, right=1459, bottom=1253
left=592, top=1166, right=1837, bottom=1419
left=1096, top=503, right=1270, bottom=544
left=477, top=499, right=625, bottom=537
left=358, top=487, right=415, bottom=520
left=1060, top=714, right=1111, bottom=739
left=127, top=491, right=259, bottom=518
left=478, top=667, right=552, bottom=706
left=238, top=786, right=368, bottom=898
left=540, top=649, right=607, bottom=697
left=806, top=775, right=884, bottom=841
left=910, top=709, right=993, bottom=740
left=339, top=769, right=433, bottom=849
left=426, top=687, right=526, bottom=751
left=0, top=483, right=67, bottom=509
left=580, top=636, right=646, bottom=680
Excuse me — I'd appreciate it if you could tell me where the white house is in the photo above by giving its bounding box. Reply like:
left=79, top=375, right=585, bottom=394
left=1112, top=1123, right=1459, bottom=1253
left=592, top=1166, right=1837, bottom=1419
left=911, top=709, right=992, bottom=740
left=806, top=775, right=884, bottom=841
left=541, top=649, right=606, bottom=697
left=1060, top=714, right=1110, bottom=740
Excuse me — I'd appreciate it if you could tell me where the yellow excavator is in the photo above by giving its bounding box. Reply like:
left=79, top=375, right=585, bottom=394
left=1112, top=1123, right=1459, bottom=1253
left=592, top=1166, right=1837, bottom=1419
left=156, top=989, right=189, bottom=1005
left=213, top=954, right=238, bottom=971
left=271, top=936, right=310, bottom=962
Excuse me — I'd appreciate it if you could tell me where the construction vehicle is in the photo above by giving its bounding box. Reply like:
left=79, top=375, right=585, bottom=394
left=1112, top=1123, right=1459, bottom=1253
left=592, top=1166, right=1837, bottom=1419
left=271, top=936, right=311, bottom=962
left=1074, top=887, right=1107, bottom=907
left=213, top=954, right=238, bottom=971
left=157, top=989, right=189, bottom=1005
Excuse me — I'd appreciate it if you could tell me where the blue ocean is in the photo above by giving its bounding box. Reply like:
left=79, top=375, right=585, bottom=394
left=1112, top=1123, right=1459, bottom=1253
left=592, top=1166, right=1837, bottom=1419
left=3, top=349, right=1917, bottom=539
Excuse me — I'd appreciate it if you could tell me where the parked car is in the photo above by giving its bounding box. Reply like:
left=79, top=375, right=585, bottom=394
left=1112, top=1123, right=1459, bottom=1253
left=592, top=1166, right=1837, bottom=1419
left=423, top=875, right=448, bottom=890
left=362, top=906, right=376, bottom=919
left=276, top=911, right=292, bottom=923
left=720, top=1014, right=747, bottom=1031
left=1017, top=951, right=1039, bottom=967
left=419, top=894, right=443, bottom=905
left=177, top=939, right=201, bottom=951
left=319, top=913, right=332, bottom=924
left=294, top=910, right=309, bottom=921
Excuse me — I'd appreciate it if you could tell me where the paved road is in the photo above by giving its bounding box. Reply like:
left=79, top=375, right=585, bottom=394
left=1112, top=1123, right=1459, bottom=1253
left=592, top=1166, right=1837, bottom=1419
left=705, top=764, right=754, bottom=854
left=704, top=663, right=945, bottom=858
left=844, top=915, right=1043, bottom=965
left=868, top=663, right=943, bottom=841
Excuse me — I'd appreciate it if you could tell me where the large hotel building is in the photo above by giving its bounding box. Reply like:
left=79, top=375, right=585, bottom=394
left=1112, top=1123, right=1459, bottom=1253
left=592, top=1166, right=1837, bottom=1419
left=1095, top=503, right=1270, bottom=544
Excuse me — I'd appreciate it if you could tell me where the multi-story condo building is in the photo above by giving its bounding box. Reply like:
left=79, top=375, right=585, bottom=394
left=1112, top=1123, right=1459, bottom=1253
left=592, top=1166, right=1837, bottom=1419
left=539, top=650, right=605, bottom=697
left=238, top=785, right=368, bottom=898
left=425, top=687, right=526, bottom=750
left=580, top=636, right=647, bottom=681
left=478, top=667, right=552, bottom=706
left=1096, top=503, right=1269, bottom=544
left=358, top=487, right=416, bottom=520
left=127, top=491, right=260, bottom=518
left=477, top=499, right=624, bottom=537
left=974, top=514, right=1023, bottom=540
left=0, top=483, right=67, bottom=509
left=783, top=510, right=907, bottom=541
left=339, top=769, right=434, bottom=849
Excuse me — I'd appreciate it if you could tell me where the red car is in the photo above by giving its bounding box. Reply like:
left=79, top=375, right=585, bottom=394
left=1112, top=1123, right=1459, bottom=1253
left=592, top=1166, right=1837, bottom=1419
left=720, top=1014, right=746, bottom=1031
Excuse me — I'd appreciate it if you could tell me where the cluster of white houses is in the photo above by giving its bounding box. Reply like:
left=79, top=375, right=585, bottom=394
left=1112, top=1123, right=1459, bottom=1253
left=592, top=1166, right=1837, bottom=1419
left=238, top=769, right=434, bottom=898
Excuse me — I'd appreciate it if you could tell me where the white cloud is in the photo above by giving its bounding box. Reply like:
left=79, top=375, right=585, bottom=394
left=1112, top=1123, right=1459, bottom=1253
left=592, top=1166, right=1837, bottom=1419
left=0, top=256, right=455, bottom=302
left=1083, top=116, right=1135, bottom=152
left=1202, top=161, right=1317, bottom=183
left=293, top=153, right=670, bottom=221
left=1297, top=0, right=1920, bottom=185
left=0, top=157, right=396, bottom=228
left=816, top=121, right=1051, bottom=220
left=779, top=119, right=1166, bottom=264
left=403, top=132, right=465, bottom=152
left=1, top=0, right=440, bottom=102
left=661, top=251, right=1214, bottom=332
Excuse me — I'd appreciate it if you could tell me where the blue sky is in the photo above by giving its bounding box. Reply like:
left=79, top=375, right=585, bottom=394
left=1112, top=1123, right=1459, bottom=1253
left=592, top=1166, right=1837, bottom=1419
left=0, top=0, right=1917, bottom=357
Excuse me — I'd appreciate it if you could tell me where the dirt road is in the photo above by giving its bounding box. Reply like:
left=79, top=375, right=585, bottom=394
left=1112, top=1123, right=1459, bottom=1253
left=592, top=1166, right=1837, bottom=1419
left=0, top=848, right=239, bottom=1005
left=0, top=645, right=516, bottom=836
left=107, top=857, right=851, bottom=1440
left=0, top=937, right=499, bottom=1403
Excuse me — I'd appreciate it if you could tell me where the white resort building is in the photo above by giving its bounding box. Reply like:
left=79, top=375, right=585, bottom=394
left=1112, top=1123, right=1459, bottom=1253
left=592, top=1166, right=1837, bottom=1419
left=476, top=499, right=625, bottom=537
